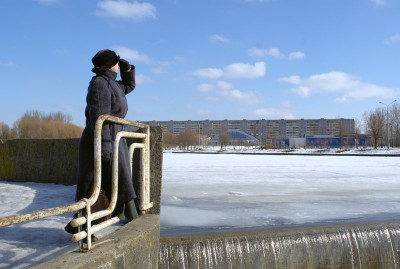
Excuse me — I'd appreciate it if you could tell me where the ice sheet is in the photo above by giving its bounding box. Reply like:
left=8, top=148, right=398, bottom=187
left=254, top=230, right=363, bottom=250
left=161, top=153, right=400, bottom=229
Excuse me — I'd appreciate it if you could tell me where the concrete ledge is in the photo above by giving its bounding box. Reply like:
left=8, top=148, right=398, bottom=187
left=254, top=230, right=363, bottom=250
left=34, top=215, right=160, bottom=269
left=159, top=221, right=400, bottom=268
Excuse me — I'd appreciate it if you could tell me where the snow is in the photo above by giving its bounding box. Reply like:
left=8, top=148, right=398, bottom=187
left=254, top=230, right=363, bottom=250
left=0, top=183, right=76, bottom=268
left=1, top=148, right=400, bottom=267
left=161, top=149, right=400, bottom=231
left=166, top=146, right=400, bottom=155
left=0, top=183, right=121, bottom=268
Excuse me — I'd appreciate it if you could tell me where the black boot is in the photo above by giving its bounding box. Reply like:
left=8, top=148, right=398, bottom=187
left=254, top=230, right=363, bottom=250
left=64, top=212, right=80, bottom=234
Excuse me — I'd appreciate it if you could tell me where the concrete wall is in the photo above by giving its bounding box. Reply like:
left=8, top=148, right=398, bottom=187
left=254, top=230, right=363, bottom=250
left=129, top=127, right=163, bottom=214
left=0, top=138, right=79, bottom=185
left=34, top=215, right=160, bottom=269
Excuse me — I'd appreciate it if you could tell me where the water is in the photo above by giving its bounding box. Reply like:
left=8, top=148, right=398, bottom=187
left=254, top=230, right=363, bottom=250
left=160, top=222, right=400, bottom=269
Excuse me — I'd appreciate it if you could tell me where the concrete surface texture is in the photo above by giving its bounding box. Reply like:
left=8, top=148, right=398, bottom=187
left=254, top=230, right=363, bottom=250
left=0, top=138, right=79, bottom=185
left=33, top=215, right=160, bottom=269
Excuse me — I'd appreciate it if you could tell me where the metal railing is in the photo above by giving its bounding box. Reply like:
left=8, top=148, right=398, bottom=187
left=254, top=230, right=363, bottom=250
left=0, top=115, right=153, bottom=251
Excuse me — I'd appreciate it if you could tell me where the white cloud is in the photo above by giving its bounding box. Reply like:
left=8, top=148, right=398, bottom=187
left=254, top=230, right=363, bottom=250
left=193, top=68, right=224, bottom=79
left=193, top=62, right=266, bottom=79
left=371, top=0, right=385, bottom=5
left=209, top=34, right=230, bottom=44
left=254, top=108, right=295, bottom=119
left=94, top=0, right=156, bottom=21
left=385, top=34, right=400, bottom=45
left=248, top=47, right=284, bottom=58
left=288, top=51, right=305, bottom=60
left=197, top=81, right=259, bottom=104
left=249, top=47, right=305, bottom=60
left=224, top=62, right=266, bottom=78
left=280, top=71, right=400, bottom=101
left=216, top=80, right=233, bottom=91
left=197, top=83, right=214, bottom=93
left=35, top=0, right=60, bottom=4
left=293, top=86, right=311, bottom=97
left=216, top=80, right=258, bottom=104
left=113, top=45, right=152, bottom=63
left=113, top=46, right=182, bottom=74
left=278, top=75, right=301, bottom=85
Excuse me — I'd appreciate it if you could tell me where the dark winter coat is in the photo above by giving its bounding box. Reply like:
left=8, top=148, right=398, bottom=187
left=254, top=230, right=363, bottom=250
left=76, top=68, right=136, bottom=204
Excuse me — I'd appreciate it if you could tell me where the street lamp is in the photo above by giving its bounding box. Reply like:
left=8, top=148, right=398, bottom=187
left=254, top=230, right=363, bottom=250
left=379, top=100, right=397, bottom=150
left=198, top=122, right=201, bottom=150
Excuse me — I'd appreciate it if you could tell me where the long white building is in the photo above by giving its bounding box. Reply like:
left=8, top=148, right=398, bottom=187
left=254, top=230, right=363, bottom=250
left=144, top=118, right=355, bottom=145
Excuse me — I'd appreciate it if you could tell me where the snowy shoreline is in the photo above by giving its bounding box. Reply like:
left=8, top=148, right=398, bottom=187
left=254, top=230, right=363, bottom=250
left=168, top=147, right=400, bottom=156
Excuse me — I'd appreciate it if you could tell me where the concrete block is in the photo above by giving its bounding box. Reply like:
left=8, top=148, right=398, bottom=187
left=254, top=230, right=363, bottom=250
left=33, top=215, right=160, bottom=269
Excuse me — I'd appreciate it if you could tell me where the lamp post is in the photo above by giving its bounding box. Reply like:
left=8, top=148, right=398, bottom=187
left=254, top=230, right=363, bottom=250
left=379, top=100, right=397, bottom=150
left=198, top=122, right=201, bottom=150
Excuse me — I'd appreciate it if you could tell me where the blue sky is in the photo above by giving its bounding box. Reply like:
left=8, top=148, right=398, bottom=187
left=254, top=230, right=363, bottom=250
left=1, top=0, right=399, bottom=127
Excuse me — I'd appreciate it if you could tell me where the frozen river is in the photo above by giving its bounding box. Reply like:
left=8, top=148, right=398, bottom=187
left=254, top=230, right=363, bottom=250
left=1, top=152, right=400, bottom=268
left=161, top=152, right=400, bottom=232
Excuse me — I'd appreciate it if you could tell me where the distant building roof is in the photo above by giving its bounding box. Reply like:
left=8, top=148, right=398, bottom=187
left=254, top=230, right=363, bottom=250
left=210, top=129, right=259, bottom=143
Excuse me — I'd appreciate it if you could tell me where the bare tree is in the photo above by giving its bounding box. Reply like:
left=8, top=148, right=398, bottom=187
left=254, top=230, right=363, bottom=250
left=13, top=116, right=42, bottom=138
left=354, top=119, right=362, bottom=149
left=363, top=108, right=385, bottom=149
left=41, top=120, right=82, bottom=138
left=177, top=128, right=197, bottom=150
left=163, top=130, right=177, bottom=149
left=218, top=128, right=229, bottom=150
left=0, top=122, right=16, bottom=139
left=43, top=111, right=72, bottom=123
left=11, top=110, right=82, bottom=139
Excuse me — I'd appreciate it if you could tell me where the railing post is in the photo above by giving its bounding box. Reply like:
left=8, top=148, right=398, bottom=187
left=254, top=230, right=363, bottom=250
left=143, top=125, right=153, bottom=213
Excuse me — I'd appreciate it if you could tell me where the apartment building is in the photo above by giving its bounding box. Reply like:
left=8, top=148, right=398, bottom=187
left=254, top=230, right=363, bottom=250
left=143, top=118, right=355, bottom=145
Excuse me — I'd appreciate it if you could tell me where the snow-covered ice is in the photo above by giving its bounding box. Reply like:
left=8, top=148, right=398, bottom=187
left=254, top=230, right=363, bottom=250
left=0, top=182, right=77, bottom=268
left=0, top=182, right=121, bottom=268
left=1, top=149, right=400, bottom=268
left=161, top=150, right=400, bottom=230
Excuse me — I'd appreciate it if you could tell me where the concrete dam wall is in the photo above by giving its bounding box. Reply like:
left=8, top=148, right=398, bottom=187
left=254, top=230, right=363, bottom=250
left=0, top=126, right=163, bottom=268
left=159, top=221, right=400, bottom=269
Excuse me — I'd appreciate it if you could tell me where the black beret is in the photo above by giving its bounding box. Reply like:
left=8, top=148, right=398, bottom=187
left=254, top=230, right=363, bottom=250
left=91, top=49, right=120, bottom=73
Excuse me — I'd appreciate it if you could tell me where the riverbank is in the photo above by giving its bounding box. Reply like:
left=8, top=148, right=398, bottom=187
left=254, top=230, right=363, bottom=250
left=168, top=147, right=400, bottom=156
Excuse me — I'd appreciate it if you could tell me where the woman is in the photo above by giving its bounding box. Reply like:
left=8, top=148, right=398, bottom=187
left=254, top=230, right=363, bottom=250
left=65, top=49, right=137, bottom=236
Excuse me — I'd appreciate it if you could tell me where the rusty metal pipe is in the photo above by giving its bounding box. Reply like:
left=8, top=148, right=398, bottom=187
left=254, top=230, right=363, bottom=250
left=91, top=115, right=149, bottom=209
left=0, top=200, right=87, bottom=227
left=71, top=216, right=120, bottom=242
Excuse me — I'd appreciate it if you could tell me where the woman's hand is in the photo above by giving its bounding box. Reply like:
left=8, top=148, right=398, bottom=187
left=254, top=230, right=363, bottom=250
left=118, top=59, right=131, bottom=72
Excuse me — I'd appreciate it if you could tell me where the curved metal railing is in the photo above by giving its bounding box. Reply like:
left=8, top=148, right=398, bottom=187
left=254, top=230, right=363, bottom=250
left=0, top=115, right=153, bottom=251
